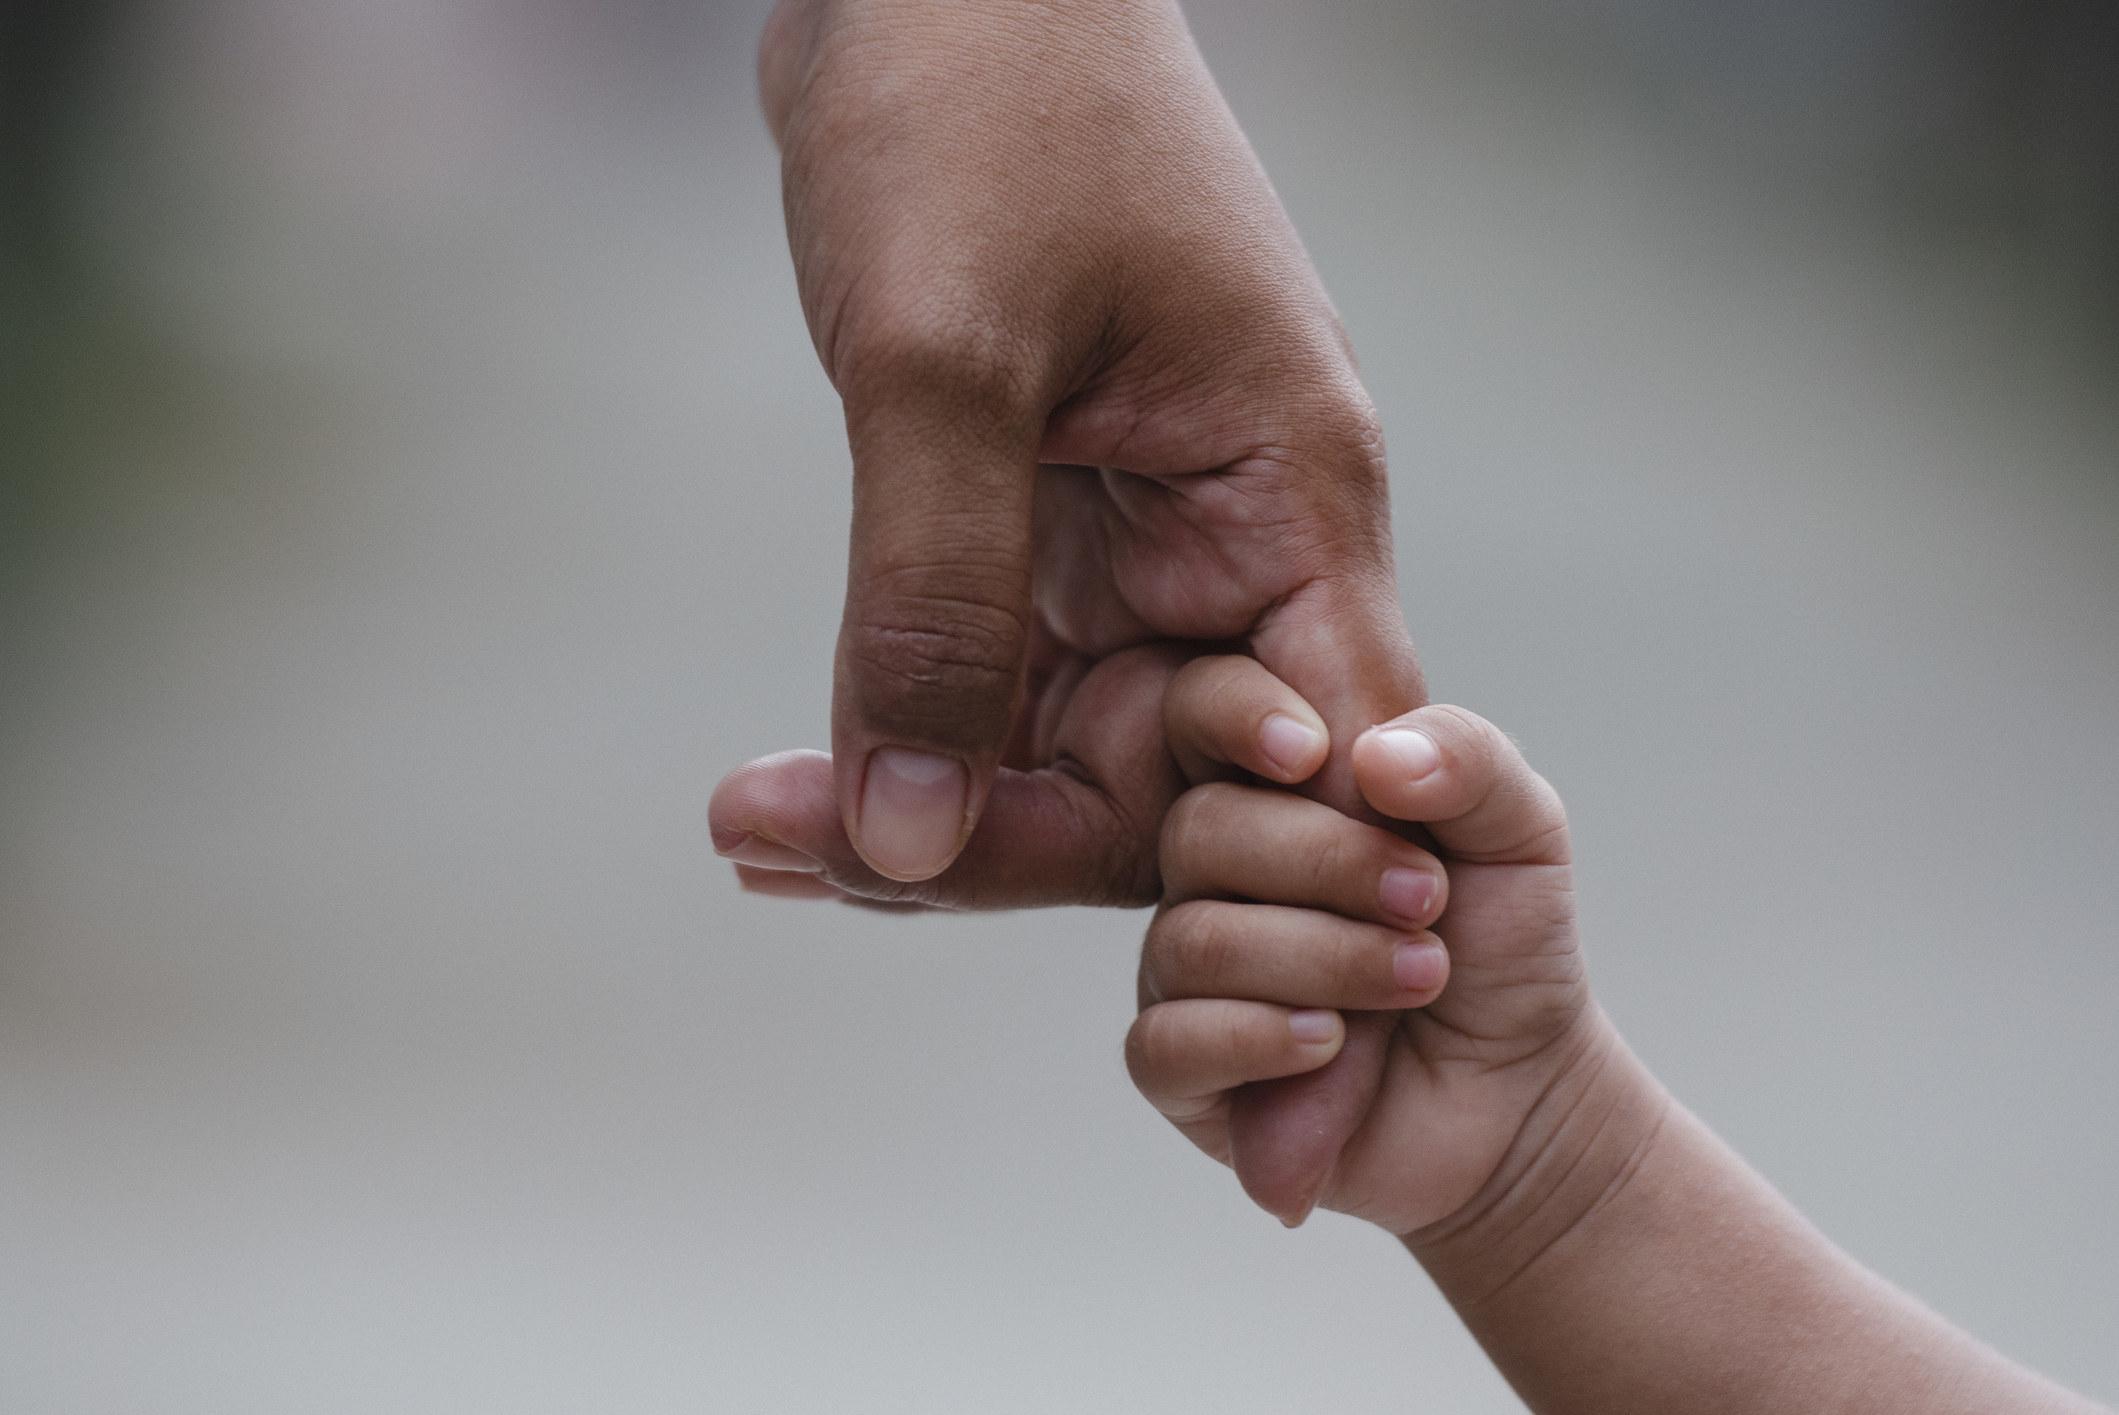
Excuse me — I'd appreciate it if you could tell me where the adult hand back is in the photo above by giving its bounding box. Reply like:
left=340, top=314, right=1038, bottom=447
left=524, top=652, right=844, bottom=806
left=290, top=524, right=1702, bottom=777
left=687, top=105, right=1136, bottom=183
left=715, top=0, right=1426, bottom=1218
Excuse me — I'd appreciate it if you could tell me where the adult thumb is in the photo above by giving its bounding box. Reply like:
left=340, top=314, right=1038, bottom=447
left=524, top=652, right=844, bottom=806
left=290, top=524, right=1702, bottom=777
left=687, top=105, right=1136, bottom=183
left=830, top=359, right=1041, bottom=882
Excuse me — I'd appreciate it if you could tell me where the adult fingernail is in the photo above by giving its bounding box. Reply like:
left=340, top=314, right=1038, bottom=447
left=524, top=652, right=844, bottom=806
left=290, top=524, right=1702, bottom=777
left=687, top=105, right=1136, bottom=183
left=719, top=833, right=825, bottom=872
left=1287, top=1008, right=1340, bottom=1045
left=1258, top=713, right=1322, bottom=777
left=857, top=747, right=968, bottom=880
left=735, top=865, right=843, bottom=901
left=1371, top=727, right=1441, bottom=782
left=1393, top=939, right=1448, bottom=995
left=1379, top=866, right=1439, bottom=923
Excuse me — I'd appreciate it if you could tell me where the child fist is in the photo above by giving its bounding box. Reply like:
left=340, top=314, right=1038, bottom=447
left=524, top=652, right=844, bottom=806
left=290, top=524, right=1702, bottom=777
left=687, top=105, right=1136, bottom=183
left=1128, top=656, right=1597, bottom=1234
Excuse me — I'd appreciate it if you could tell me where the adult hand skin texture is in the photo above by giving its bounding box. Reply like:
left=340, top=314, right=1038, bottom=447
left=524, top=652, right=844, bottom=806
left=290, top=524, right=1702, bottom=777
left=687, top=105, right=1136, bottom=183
left=710, top=0, right=1425, bottom=1219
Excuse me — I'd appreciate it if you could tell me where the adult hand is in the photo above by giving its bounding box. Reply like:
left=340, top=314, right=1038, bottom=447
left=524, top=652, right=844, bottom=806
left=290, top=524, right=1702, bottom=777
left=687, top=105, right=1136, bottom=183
left=714, top=632, right=1190, bottom=911
left=714, top=0, right=1425, bottom=1210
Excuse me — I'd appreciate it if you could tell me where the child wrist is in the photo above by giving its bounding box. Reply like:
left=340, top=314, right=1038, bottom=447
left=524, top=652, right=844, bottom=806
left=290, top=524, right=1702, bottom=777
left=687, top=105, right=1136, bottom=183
left=1399, top=1010, right=1672, bottom=1304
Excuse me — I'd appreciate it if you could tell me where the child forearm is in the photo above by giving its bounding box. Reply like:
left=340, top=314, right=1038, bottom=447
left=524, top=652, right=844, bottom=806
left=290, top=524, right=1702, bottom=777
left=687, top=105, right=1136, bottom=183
left=1409, top=1014, right=2106, bottom=1415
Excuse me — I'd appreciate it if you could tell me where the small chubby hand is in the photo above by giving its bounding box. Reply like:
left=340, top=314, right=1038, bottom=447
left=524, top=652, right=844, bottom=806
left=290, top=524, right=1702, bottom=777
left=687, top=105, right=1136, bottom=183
left=1129, top=656, right=1595, bottom=1234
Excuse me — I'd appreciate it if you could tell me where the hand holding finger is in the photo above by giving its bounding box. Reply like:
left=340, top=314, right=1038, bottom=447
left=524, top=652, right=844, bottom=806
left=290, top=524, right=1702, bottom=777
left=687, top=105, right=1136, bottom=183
left=712, top=643, right=1189, bottom=910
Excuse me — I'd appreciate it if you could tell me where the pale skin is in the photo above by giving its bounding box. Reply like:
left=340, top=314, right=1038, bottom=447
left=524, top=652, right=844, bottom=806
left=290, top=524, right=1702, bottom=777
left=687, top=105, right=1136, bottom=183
left=1132, top=655, right=2109, bottom=1415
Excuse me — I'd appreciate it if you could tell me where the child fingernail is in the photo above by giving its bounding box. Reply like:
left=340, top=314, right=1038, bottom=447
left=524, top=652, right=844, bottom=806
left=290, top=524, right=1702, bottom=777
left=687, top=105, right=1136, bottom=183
left=1379, top=866, right=1438, bottom=922
left=1393, top=940, right=1447, bottom=994
left=1287, top=1009, right=1340, bottom=1045
left=1258, top=713, right=1322, bottom=776
left=1372, top=728, right=1441, bottom=782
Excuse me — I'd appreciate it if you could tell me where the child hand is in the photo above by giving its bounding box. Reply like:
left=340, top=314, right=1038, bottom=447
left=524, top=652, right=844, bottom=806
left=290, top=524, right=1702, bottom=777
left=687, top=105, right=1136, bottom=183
left=1131, top=658, right=2108, bottom=1413
left=1127, top=655, right=1597, bottom=1234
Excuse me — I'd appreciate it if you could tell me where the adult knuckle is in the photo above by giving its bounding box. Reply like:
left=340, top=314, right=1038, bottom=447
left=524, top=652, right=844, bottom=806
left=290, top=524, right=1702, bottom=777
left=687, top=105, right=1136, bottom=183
left=839, top=302, right=1038, bottom=417
left=844, top=575, right=1026, bottom=737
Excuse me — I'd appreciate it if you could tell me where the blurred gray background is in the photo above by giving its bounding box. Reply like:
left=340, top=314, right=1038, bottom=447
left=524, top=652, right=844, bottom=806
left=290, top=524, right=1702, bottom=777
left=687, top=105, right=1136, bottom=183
left=2, top=0, right=2114, bottom=1409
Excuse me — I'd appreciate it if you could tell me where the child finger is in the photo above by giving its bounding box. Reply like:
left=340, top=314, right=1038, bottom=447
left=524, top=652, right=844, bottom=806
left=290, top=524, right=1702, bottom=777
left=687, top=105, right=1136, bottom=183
left=1351, top=705, right=1570, bottom=865
left=1142, top=900, right=1450, bottom=1010
left=1126, top=998, right=1345, bottom=1123
left=1161, top=781, right=1449, bottom=928
left=1163, top=654, right=1330, bottom=787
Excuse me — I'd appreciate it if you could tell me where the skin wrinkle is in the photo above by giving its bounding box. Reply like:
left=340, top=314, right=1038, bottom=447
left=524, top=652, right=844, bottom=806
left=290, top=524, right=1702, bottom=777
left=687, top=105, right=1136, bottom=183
left=1106, top=498, right=1376, bottom=648
left=1051, top=329, right=1362, bottom=459
left=739, top=0, right=1432, bottom=1210
left=1446, top=1073, right=1675, bottom=1305
left=853, top=752, right=1157, bottom=911
left=788, top=10, right=1238, bottom=409
left=1154, top=907, right=1415, bottom=1008
left=842, top=625, right=1019, bottom=703
left=843, top=580, right=1032, bottom=719
left=1187, top=907, right=1247, bottom=1000
left=854, top=555, right=1034, bottom=614
left=1402, top=1019, right=1621, bottom=1251
left=835, top=293, right=1049, bottom=417
left=1040, top=750, right=1163, bottom=906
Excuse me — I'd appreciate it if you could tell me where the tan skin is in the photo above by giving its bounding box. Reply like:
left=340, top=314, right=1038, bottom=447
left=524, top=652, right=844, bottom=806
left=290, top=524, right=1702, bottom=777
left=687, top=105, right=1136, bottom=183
left=713, top=0, right=1425, bottom=1216
left=711, top=6, right=2105, bottom=1401
left=1130, top=655, right=2108, bottom=1415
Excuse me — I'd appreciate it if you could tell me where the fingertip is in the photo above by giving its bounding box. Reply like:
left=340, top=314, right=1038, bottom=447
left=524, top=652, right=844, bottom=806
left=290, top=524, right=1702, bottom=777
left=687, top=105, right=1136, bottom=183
left=1365, top=725, right=1441, bottom=781
left=1378, top=865, right=1444, bottom=927
left=1352, top=717, right=1448, bottom=819
left=710, top=748, right=837, bottom=842
left=1258, top=712, right=1328, bottom=782
left=1286, top=1008, right=1344, bottom=1051
left=1390, top=938, right=1449, bottom=1002
left=1356, top=706, right=1569, bottom=862
left=1165, top=655, right=1329, bottom=787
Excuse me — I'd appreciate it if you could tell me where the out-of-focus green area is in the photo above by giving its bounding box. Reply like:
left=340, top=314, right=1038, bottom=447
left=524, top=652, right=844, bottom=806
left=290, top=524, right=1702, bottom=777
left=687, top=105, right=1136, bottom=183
left=1, top=0, right=177, bottom=587
left=3, top=1, right=107, bottom=556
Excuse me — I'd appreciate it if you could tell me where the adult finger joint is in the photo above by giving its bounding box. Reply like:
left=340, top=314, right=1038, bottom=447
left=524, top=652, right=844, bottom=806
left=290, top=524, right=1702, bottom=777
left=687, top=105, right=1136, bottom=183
left=843, top=585, right=1027, bottom=740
